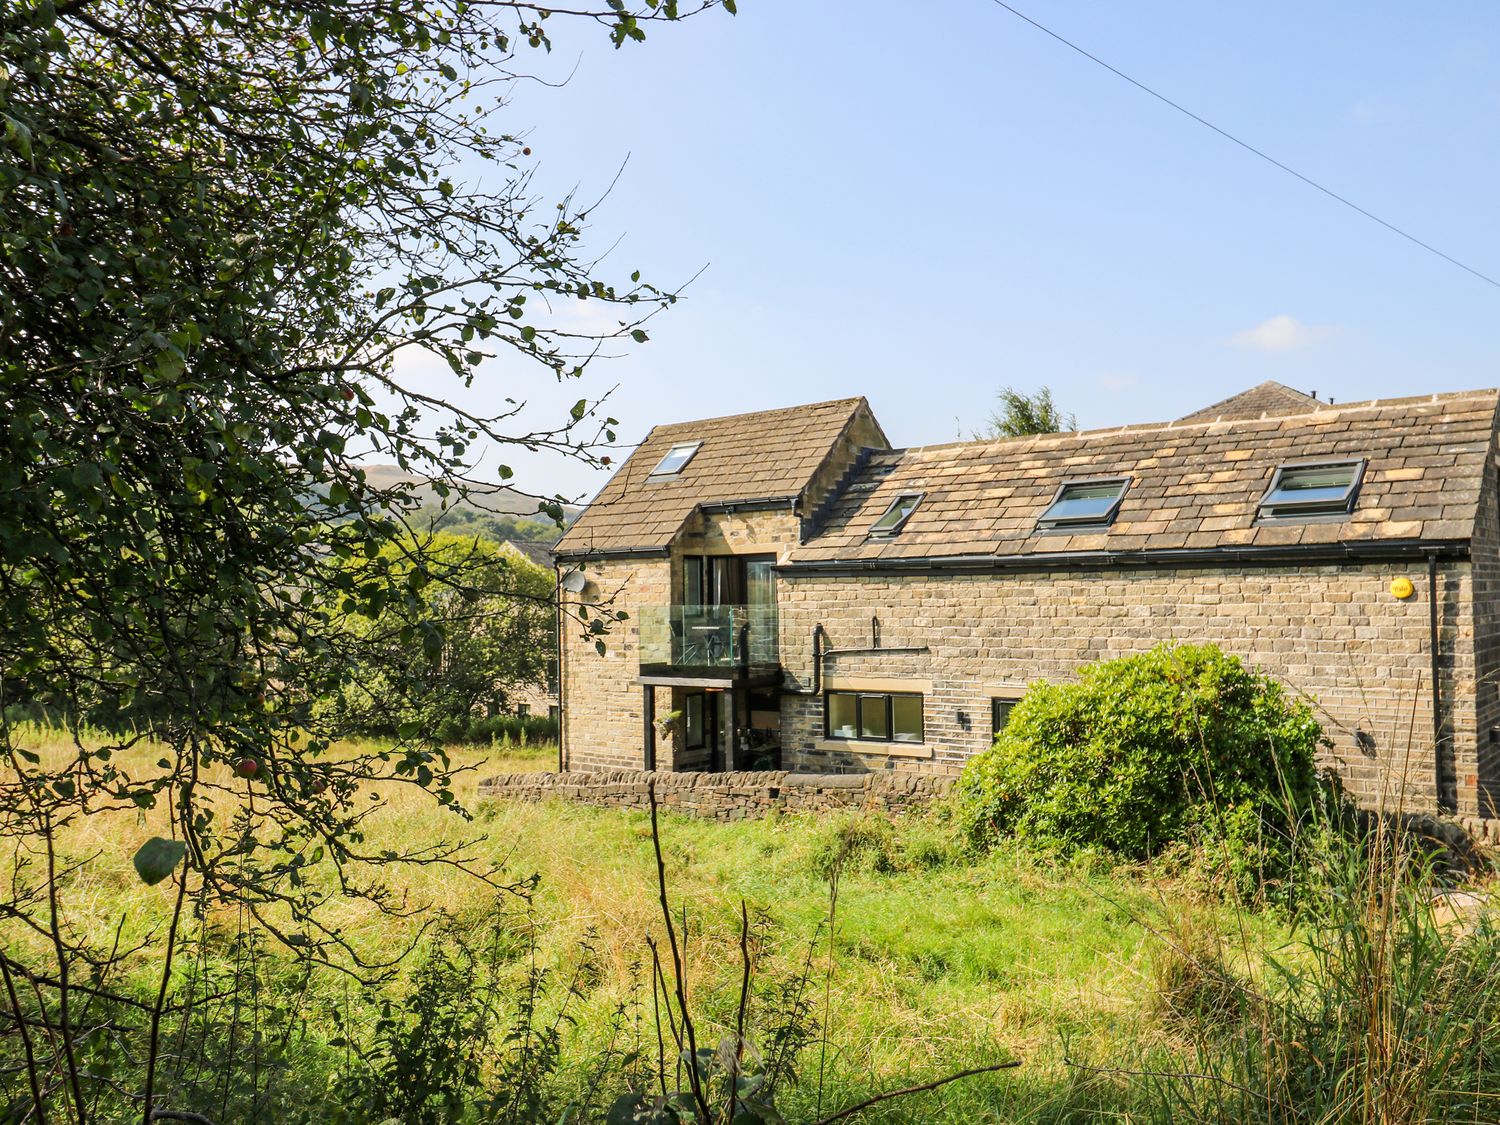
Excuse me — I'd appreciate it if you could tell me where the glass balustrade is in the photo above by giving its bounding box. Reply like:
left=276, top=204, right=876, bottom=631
left=638, top=604, right=779, bottom=670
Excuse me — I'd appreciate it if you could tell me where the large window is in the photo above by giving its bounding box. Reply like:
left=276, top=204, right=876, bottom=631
left=650, top=441, right=701, bottom=478
left=1258, top=460, right=1365, bottom=519
left=825, top=691, right=924, bottom=744
left=1036, top=477, right=1130, bottom=530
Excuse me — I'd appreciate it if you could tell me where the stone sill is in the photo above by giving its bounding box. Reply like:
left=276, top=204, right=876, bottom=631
left=813, top=738, right=933, bottom=759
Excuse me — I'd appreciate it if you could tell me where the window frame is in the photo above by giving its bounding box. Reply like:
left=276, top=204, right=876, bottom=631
left=1256, top=458, right=1367, bottom=521
left=648, top=441, right=702, bottom=479
left=823, top=690, right=924, bottom=744
left=991, top=697, right=1019, bottom=739
left=867, top=492, right=925, bottom=538
left=684, top=692, right=707, bottom=750
left=1035, top=475, right=1132, bottom=531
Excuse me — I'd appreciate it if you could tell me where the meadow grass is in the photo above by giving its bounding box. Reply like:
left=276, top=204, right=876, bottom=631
left=0, top=726, right=1302, bottom=1120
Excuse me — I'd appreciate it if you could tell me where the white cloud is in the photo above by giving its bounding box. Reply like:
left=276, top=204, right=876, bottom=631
left=1227, top=315, right=1332, bottom=352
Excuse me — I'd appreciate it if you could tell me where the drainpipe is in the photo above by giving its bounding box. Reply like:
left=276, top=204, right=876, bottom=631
left=784, top=624, right=827, bottom=696
left=1429, top=553, right=1449, bottom=811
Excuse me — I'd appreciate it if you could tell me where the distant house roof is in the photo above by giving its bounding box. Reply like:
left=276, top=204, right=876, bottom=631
left=1176, top=380, right=1328, bottom=423
left=790, top=388, right=1499, bottom=568
left=499, top=539, right=555, bottom=569
left=556, top=398, right=883, bottom=557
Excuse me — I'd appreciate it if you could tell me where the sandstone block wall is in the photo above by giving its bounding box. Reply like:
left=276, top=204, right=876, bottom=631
left=478, top=768, right=953, bottom=820
left=558, top=556, right=670, bottom=772
left=777, top=561, right=1477, bottom=815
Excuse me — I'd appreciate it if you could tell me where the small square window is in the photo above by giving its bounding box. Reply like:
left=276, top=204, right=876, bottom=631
left=1036, top=477, right=1130, bottom=529
left=869, top=492, right=923, bottom=536
left=650, top=442, right=701, bottom=478
left=1258, top=460, right=1365, bottom=519
left=991, top=698, right=1017, bottom=739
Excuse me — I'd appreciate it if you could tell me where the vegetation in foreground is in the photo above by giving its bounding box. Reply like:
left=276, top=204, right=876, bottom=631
left=6, top=726, right=1500, bottom=1123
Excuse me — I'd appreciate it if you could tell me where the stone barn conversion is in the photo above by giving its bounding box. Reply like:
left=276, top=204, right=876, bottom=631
left=553, top=382, right=1500, bottom=818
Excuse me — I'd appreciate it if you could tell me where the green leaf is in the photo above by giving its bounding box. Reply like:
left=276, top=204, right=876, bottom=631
left=133, top=837, right=187, bottom=886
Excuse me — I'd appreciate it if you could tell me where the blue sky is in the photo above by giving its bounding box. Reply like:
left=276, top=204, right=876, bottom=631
left=415, top=1, right=1500, bottom=502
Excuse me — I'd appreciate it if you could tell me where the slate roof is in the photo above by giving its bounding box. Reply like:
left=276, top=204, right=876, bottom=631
left=791, top=389, right=1499, bottom=565
left=556, top=398, right=878, bottom=556
left=1176, top=380, right=1328, bottom=422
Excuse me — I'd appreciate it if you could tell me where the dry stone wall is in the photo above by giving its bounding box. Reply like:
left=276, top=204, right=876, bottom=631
left=478, top=768, right=953, bottom=820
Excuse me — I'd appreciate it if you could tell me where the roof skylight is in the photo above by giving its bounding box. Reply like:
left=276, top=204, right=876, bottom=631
left=1036, top=477, right=1130, bottom=530
left=868, top=492, right=923, bottom=537
left=1258, top=460, right=1365, bottom=519
left=649, top=441, right=701, bottom=478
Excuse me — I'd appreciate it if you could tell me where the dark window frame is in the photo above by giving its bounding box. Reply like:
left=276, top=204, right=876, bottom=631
left=867, top=492, right=925, bottom=538
left=1256, top=458, right=1367, bottom=521
left=648, top=441, right=702, bottom=479
left=823, top=690, right=925, bottom=744
left=991, top=697, right=1019, bottom=739
left=1035, top=475, right=1132, bottom=531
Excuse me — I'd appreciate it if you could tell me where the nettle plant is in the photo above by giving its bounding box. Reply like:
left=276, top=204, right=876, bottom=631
left=0, top=0, right=732, bottom=1119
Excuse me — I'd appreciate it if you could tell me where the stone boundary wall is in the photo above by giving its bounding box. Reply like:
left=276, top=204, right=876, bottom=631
left=478, top=769, right=953, bottom=820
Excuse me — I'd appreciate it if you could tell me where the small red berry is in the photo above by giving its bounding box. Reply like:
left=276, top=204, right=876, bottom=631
left=341, top=387, right=355, bottom=401
left=311, top=778, right=328, bottom=795
left=235, top=758, right=260, bottom=778
left=522, top=146, right=532, bottom=156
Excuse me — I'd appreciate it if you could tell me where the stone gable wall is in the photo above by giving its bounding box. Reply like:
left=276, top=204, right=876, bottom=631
left=478, top=768, right=952, bottom=820
left=559, top=556, right=670, bottom=771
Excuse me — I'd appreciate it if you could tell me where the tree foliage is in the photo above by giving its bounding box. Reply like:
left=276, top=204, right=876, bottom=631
left=328, top=532, right=556, bottom=740
left=0, top=0, right=730, bottom=1118
left=974, top=385, right=1077, bottom=439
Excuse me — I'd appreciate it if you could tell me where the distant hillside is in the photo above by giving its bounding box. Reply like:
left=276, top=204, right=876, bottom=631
left=358, top=464, right=578, bottom=544
left=360, top=464, right=581, bottom=519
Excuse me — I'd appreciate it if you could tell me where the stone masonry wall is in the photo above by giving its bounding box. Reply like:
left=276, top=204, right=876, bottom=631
left=559, top=556, right=670, bottom=772
left=479, top=768, right=953, bottom=820
left=777, top=560, right=1479, bottom=815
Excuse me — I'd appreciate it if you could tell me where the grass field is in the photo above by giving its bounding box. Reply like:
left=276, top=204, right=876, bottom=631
left=6, top=727, right=1297, bottom=1121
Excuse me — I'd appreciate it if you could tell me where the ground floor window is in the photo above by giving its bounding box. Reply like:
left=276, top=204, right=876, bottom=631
left=991, top=697, right=1018, bottom=739
left=684, top=692, right=706, bottom=749
left=825, top=691, right=923, bottom=744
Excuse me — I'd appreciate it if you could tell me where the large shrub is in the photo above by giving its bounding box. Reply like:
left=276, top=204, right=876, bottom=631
left=957, top=644, right=1325, bottom=866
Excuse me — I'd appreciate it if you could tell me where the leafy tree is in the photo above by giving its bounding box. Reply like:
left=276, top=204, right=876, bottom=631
left=975, top=385, right=1078, bottom=439
left=329, top=533, right=556, bottom=739
left=0, top=0, right=728, bottom=1118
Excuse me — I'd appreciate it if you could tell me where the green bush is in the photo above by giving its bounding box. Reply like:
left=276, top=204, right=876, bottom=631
left=957, top=644, right=1324, bottom=874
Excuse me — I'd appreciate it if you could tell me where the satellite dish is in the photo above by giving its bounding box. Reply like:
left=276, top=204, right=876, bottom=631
left=559, top=569, right=588, bottom=594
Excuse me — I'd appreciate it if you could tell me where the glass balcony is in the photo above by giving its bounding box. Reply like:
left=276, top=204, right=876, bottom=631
left=638, top=604, right=779, bottom=671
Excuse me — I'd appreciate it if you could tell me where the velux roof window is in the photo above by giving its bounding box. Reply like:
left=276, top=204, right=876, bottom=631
left=1036, top=477, right=1130, bottom=530
left=649, top=441, right=701, bottom=478
left=868, top=492, right=922, bottom=537
left=1258, top=460, right=1365, bottom=519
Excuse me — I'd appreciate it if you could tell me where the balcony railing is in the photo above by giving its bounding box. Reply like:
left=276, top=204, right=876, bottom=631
left=638, top=604, right=779, bottom=671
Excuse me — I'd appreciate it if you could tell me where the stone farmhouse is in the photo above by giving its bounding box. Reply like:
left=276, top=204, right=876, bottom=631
left=553, top=382, right=1500, bottom=818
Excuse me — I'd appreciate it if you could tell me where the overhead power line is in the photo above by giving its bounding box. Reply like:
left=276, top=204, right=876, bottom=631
left=986, top=0, right=1500, bottom=292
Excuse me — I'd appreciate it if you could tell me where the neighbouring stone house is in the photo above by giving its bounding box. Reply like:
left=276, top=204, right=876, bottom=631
left=553, top=382, right=1500, bottom=818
